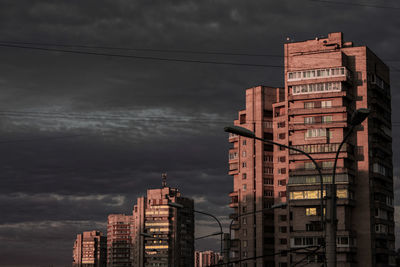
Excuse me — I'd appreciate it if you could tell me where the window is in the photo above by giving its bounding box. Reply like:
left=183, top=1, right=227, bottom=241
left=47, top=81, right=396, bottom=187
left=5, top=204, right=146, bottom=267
left=264, top=178, right=273, bottom=185
left=304, top=117, right=315, bottom=124
left=243, top=229, right=247, bottom=237
left=278, top=179, right=286, bottom=186
left=278, top=156, right=286, bottom=162
left=278, top=168, right=286, bottom=174
left=305, top=128, right=326, bottom=138
left=264, top=155, right=273, bottom=162
left=279, top=238, right=287, bottom=245
left=373, top=163, right=387, bottom=176
left=279, top=215, right=287, bottom=221
left=243, top=240, right=248, bottom=248
left=279, top=191, right=286, bottom=197
left=264, top=167, right=273, bottom=174
left=321, top=100, right=332, bottom=108
left=242, top=217, right=247, bottom=224
left=243, top=184, right=247, bottom=191
left=242, top=162, right=247, bottom=168
left=229, top=152, right=238, bottom=160
left=242, top=151, right=246, bottom=157
left=278, top=133, right=286, bottom=139
left=278, top=121, right=286, bottom=128
left=304, top=102, right=315, bottom=109
left=242, top=173, right=247, bottom=179
left=322, top=115, right=333, bottom=123
left=306, top=208, right=317, bottom=216
left=304, top=162, right=315, bottom=170
left=264, top=190, right=273, bottom=197
left=292, top=82, right=342, bottom=95
left=242, top=139, right=247, bottom=145
left=322, top=161, right=334, bottom=169
left=279, top=226, right=287, bottom=233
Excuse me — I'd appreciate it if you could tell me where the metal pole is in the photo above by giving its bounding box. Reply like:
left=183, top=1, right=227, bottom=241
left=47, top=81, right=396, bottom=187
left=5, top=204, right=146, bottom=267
left=326, top=126, right=354, bottom=267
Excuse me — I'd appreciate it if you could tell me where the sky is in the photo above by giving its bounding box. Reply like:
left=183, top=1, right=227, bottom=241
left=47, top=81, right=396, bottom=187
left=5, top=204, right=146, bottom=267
left=0, top=0, right=399, bottom=266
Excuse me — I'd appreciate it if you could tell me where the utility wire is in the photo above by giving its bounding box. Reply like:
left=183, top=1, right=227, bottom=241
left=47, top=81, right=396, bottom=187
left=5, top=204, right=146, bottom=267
left=0, top=43, right=283, bottom=69
left=0, top=41, right=282, bottom=58
left=2, top=40, right=400, bottom=64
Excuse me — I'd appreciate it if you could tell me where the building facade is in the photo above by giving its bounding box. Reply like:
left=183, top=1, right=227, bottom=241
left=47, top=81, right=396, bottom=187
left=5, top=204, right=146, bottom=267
left=107, top=214, right=134, bottom=267
left=228, top=86, right=283, bottom=267
left=195, top=250, right=221, bottom=267
left=72, top=230, right=106, bottom=267
left=228, top=32, right=395, bottom=266
left=132, top=184, right=195, bottom=267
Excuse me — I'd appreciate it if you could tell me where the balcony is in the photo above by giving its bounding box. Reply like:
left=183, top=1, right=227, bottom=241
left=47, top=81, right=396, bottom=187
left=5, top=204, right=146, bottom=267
left=228, top=133, right=239, bottom=143
left=288, top=90, right=353, bottom=102
left=287, top=67, right=352, bottom=83
left=289, top=120, right=347, bottom=131
left=288, top=105, right=347, bottom=116
left=229, top=194, right=239, bottom=208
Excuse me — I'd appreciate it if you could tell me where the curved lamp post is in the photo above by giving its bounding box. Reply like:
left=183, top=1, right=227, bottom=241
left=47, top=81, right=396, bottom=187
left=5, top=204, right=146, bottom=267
left=167, top=202, right=224, bottom=255
left=326, top=108, right=369, bottom=267
left=224, top=125, right=325, bottom=250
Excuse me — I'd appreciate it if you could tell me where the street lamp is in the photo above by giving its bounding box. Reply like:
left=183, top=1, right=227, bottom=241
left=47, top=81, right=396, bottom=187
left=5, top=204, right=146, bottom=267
left=224, top=125, right=325, bottom=253
left=167, top=202, right=224, bottom=256
left=326, top=108, right=369, bottom=267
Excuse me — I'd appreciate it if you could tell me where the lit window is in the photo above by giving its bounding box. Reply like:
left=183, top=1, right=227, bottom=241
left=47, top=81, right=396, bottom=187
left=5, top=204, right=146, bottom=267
left=306, top=208, right=317, bottom=216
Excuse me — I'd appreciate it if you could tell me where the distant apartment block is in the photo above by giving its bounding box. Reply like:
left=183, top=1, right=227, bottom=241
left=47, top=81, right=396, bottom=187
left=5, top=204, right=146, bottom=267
left=133, top=185, right=195, bottom=267
left=228, top=32, right=395, bottom=266
left=72, top=230, right=106, bottom=267
left=107, top=214, right=134, bottom=267
left=195, top=250, right=221, bottom=267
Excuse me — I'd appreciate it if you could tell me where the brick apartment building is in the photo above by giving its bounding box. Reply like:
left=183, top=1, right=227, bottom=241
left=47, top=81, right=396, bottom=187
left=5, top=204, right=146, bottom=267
left=228, top=32, right=395, bottom=266
left=107, top=214, right=134, bottom=267
left=195, top=250, right=222, bottom=267
left=133, top=185, right=194, bottom=267
left=72, top=230, right=106, bottom=267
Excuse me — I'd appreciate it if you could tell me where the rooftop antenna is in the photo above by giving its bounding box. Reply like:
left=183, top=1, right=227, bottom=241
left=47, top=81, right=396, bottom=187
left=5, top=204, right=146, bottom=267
left=162, top=173, right=167, bottom=188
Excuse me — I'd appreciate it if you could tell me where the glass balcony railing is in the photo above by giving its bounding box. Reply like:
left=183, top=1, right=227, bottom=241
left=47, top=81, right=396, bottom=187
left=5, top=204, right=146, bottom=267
left=288, top=67, right=350, bottom=82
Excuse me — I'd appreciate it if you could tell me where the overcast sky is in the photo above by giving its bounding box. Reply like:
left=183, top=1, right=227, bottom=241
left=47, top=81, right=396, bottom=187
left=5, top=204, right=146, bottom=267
left=0, top=1, right=399, bottom=266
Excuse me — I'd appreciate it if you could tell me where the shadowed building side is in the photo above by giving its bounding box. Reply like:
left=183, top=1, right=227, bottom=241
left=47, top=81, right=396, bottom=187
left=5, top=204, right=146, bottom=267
left=72, top=230, right=106, bottom=267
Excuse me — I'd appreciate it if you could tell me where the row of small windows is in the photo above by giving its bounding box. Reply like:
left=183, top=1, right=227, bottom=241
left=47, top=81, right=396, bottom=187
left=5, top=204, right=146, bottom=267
left=305, top=128, right=333, bottom=139
left=289, top=143, right=348, bottom=155
left=288, top=174, right=351, bottom=186
left=372, top=162, right=392, bottom=177
left=287, top=67, right=348, bottom=81
left=292, top=82, right=342, bottom=95
left=289, top=189, right=351, bottom=200
left=304, top=100, right=332, bottom=109
left=304, top=115, right=333, bottom=124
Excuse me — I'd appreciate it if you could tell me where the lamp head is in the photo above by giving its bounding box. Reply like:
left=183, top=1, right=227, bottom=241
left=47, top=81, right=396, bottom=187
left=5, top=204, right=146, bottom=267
left=224, top=126, right=255, bottom=138
left=350, top=108, right=370, bottom=126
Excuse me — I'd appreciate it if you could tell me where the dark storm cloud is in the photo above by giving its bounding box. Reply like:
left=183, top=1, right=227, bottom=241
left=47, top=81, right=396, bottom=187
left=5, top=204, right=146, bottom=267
left=1, top=0, right=400, bottom=265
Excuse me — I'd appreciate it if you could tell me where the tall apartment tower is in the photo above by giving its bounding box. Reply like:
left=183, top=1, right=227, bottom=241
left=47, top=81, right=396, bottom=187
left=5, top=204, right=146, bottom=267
left=72, top=230, right=106, bottom=267
left=132, top=184, right=195, bottom=267
left=195, top=250, right=222, bottom=267
left=228, top=86, right=283, bottom=267
left=107, top=214, right=134, bottom=267
left=229, top=33, right=395, bottom=267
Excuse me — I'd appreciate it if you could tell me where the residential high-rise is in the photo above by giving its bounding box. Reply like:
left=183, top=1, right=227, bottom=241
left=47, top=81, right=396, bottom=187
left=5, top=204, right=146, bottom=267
left=228, top=32, right=395, bottom=266
left=107, top=214, right=134, bottom=267
left=228, top=86, right=283, bottom=267
left=132, top=180, right=195, bottom=267
left=72, top=230, right=106, bottom=267
left=195, top=250, right=222, bottom=267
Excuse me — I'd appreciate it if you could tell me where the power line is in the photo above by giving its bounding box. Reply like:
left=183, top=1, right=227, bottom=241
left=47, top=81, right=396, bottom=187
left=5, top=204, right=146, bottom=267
left=0, top=41, right=282, bottom=58
left=2, top=40, right=400, bottom=63
left=0, top=43, right=283, bottom=69
left=307, top=0, right=400, bottom=9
